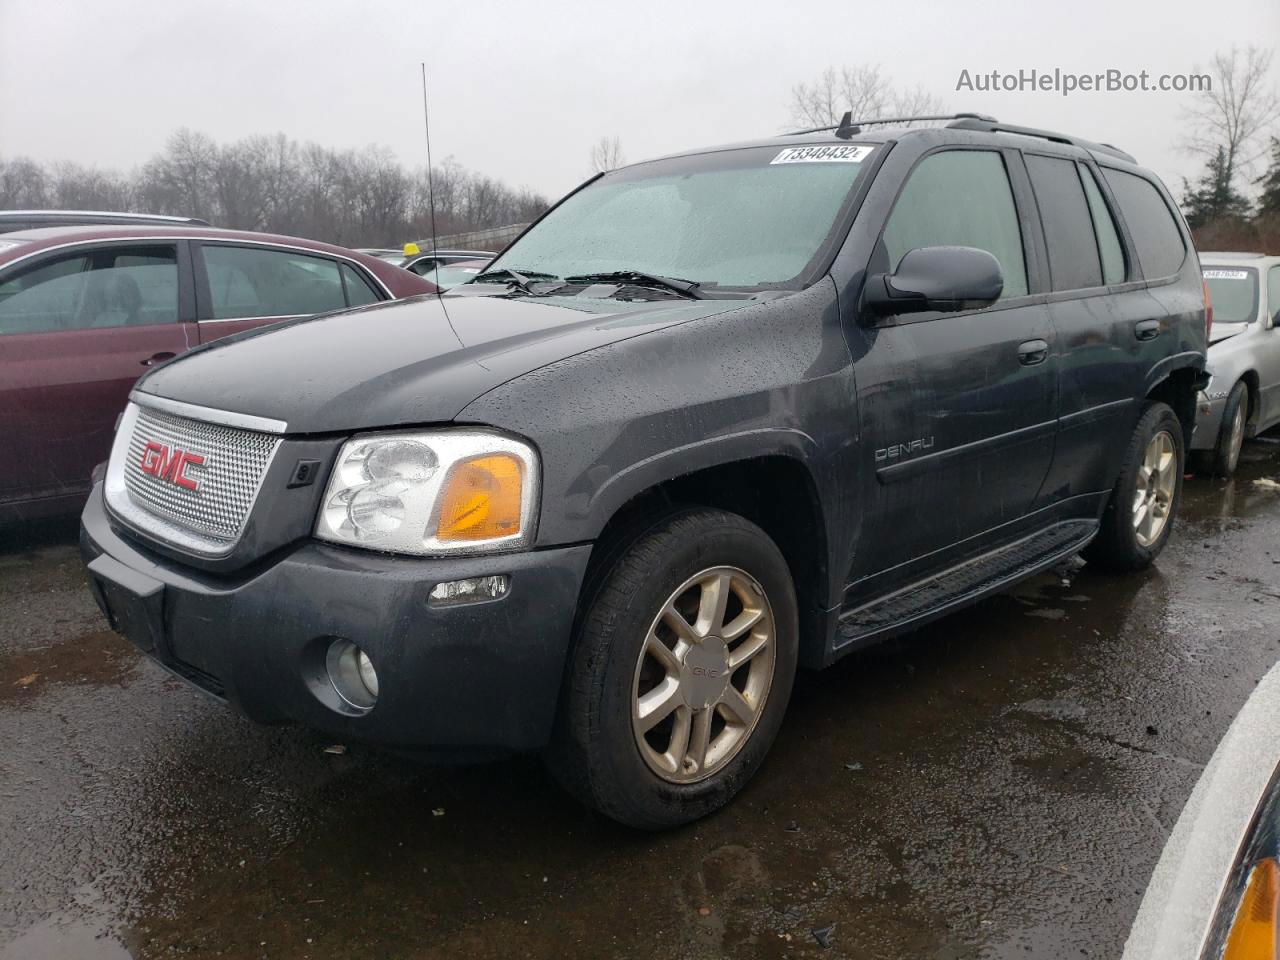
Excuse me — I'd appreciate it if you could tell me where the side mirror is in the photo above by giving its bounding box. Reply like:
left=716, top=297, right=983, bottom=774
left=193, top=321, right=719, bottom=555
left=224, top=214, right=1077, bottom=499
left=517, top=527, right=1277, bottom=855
left=861, top=245, right=1004, bottom=318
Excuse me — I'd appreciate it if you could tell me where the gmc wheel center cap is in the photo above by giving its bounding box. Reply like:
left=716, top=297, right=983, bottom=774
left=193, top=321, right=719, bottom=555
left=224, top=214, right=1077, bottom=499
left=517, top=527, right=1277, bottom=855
left=681, top=636, right=730, bottom=709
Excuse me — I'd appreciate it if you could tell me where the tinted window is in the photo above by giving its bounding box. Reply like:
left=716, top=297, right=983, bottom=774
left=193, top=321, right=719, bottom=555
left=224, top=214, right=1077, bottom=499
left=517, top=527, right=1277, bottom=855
left=882, top=150, right=1028, bottom=299
left=1102, top=168, right=1186, bottom=279
left=203, top=245, right=347, bottom=319
left=1270, top=266, right=1280, bottom=324
left=1080, top=166, right=1126, bottom=285
left=0, top=245, right=178, bottom=335
left=1026, top=155, right=1102, bottom=291
left=340, top=263, right=380, bottom=307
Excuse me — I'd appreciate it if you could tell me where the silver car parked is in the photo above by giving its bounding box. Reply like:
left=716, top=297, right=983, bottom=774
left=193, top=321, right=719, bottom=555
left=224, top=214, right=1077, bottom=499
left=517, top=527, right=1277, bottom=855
left=1192, top=252, right=1280, bottom=476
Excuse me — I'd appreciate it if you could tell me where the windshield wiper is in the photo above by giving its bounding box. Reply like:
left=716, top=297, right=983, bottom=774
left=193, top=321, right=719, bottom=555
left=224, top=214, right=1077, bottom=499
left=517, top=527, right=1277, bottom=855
left=562, top=270, right=705, bottom=299
left=472, top=267, right=560, bottom=294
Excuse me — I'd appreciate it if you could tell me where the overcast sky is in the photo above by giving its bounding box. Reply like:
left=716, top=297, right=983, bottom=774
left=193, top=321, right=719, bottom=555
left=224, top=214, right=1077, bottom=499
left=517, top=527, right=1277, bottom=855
left=2, top=0, right=1278, bottom=204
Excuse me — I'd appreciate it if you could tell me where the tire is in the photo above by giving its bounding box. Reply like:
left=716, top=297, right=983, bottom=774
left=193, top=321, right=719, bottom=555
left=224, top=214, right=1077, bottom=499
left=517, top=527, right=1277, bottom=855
left=1083, top=401, right=1185, bottom=573
left=1193, top=381, right=1248, bottom=478
left=545, top=508, right=799, bottom=830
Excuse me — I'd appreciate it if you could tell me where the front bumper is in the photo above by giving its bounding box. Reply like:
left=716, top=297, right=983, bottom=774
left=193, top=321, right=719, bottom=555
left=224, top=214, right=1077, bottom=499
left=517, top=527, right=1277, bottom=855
left=1191, top=388, right=1227, bottom=452
left=80, top=483, right=592, bottom=756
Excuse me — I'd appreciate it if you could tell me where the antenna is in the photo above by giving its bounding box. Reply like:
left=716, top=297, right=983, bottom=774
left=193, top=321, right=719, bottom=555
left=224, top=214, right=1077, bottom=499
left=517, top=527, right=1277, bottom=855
left=420, top=62, right=442, bottom=292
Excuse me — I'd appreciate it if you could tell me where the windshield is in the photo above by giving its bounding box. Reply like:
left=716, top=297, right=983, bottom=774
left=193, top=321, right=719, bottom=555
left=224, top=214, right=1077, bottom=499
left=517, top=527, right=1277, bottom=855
left=487, top=143, right=877, bottom=291
left=1204, top=267, right=1259, bottom=325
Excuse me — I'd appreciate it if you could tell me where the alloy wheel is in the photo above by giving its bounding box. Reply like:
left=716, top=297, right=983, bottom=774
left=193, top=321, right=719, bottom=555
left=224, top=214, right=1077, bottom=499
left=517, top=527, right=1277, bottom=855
left=631, top=566, right=776, bottom=784
left=1133, top=430, right=1177, bottom=547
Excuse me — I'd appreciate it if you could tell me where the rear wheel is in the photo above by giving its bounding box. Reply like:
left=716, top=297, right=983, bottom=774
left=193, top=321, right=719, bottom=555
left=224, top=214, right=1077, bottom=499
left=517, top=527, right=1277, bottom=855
left=1083, top=402, right=1184, bottom=572
left=546, top=509, right=798, bottom=829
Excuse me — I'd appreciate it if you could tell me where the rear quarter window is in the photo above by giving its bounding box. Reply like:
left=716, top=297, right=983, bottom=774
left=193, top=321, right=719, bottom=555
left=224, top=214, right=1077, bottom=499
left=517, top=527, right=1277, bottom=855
left=1101, top=168, right=1187, bottom=280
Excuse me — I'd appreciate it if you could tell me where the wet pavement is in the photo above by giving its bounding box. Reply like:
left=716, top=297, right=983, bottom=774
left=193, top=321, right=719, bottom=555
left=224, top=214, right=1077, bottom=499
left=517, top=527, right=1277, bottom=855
left=3, top=446, right=1280, bottom=960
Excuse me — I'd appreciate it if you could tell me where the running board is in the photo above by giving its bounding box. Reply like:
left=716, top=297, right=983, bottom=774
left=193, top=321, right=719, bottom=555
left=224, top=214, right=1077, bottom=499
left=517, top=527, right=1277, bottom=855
left=835, top=519, right=1098, bottom=649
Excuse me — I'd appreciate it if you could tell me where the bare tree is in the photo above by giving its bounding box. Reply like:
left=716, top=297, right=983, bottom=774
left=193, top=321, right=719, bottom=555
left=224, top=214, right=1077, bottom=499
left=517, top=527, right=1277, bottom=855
left=789, top=65, right=944, bottom=129
left=1182, top=47, right=1279, bottom=191
left=589, top=136, right=625, bottom=174
left=0, top=157, right=51, bottom=207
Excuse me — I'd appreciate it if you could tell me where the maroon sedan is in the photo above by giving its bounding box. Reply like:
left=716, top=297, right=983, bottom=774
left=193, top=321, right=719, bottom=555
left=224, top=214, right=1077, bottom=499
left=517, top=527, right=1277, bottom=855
left=0, top=225, right=435, bottom=522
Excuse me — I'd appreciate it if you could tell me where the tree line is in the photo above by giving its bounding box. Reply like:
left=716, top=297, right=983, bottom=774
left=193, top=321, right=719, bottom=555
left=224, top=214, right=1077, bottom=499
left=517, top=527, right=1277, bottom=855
left=0, top=129, right=551, bottom=248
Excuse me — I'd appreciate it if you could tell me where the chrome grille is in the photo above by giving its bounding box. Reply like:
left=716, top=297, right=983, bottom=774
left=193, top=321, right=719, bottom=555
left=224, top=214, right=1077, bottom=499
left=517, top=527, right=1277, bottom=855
left=119, top=405, right=280, bottom=549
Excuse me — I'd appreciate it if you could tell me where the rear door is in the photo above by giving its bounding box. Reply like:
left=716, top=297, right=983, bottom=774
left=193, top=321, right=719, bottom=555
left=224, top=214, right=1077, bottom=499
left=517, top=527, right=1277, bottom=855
left=1038, top=161, right=1193, bottom=499
left=1027, top=155, right=1145, bottom=500
left=192, top=242, right=383, bottom=343
left=0, top=241, right=195, bottom=506
left=852, top=147, right=1057, bottom=583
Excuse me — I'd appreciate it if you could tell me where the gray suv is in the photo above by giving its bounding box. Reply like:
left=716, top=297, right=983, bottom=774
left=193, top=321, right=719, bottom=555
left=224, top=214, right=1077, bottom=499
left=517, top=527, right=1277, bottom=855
left=80, top=115, right=1208, bottom=828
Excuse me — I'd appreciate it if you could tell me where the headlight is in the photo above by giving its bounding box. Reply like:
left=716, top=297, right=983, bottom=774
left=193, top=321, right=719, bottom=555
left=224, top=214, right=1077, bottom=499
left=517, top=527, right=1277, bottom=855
left=314, top=430, right=539, bottom=555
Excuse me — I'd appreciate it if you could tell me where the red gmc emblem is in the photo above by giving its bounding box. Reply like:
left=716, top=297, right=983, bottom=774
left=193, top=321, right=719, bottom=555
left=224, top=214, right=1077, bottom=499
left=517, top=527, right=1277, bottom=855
left=139, top=442, right=206, bottom=491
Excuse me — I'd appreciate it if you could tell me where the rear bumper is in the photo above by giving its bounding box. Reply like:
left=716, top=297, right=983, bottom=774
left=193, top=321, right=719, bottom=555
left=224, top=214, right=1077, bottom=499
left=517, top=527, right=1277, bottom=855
left=80, top=483, right=592, bottom=756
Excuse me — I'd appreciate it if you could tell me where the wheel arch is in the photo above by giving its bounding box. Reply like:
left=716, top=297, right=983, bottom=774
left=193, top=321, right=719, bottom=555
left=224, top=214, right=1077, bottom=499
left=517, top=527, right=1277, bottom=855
left=1236, top=370, right=1261, bottom=431
left=1144, top=356, right=1206, bottom=450
left=577, top=451, right=833, bottom=669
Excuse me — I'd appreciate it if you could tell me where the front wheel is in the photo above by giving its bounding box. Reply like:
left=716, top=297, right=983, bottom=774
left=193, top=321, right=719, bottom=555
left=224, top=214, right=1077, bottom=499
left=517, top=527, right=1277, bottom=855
left=546, top=509, right=798, bottom=829
left=1193, top=380, right=1247, bottom=478
left=1083, top=401, right=1184, bottom=572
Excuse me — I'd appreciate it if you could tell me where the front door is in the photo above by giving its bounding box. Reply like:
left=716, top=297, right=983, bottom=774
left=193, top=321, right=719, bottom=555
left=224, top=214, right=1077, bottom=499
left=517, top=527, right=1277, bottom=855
left=0, top=242, right=195, bottom=507
left=850, top=148, right=1057, bottom=588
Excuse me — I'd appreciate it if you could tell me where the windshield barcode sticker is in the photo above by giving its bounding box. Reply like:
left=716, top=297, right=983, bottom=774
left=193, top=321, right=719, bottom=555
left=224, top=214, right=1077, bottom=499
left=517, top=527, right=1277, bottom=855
left=1203, top=269, right=1250, bottom=280
left=770, top=145, right=873, bottom=164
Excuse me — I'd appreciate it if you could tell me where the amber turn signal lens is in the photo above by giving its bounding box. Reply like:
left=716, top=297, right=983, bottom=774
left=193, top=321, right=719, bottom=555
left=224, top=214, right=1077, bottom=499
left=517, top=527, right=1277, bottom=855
left=435, top=454, right=524, bottom=542
left=1223, top=858, right=1280, bottom=960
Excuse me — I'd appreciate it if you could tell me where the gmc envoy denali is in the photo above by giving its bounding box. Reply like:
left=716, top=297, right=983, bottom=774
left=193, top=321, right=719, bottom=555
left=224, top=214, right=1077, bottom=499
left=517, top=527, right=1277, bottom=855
left=81, top=115, right=1209, bottom=828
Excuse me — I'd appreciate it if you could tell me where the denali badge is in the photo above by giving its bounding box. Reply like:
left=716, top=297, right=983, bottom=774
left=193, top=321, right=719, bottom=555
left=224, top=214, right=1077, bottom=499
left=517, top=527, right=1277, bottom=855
left=140, top=441, right=206, bottom=491
left=875, top=437, right=935, bottom=462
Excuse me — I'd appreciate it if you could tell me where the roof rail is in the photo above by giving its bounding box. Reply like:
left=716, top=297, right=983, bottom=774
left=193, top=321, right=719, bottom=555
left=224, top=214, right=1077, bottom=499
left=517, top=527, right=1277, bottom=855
left=785, top=111, right=997, bottom=139
left=945, top=117, right=1136, bottom=163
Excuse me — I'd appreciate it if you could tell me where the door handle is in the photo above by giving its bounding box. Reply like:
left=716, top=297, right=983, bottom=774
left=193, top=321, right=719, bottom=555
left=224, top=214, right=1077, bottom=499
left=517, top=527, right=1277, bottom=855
left=140, top=352, right=176, bottom=367
left=1017, top=339, right=1049, bottom=366
left=1134, top=319, right=1161, bottom=341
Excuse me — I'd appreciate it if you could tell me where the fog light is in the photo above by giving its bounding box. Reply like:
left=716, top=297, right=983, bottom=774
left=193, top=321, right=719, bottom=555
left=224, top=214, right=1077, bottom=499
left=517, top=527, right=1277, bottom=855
left=428, top=575, right=510, bottom=606
left=326, top=639, right=378, bottom=711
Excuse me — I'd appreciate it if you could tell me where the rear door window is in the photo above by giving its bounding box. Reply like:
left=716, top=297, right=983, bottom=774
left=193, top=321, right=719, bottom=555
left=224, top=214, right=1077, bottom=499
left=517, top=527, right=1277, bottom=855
left=1101, top=168, right=1186, bottom=279
left=0, top=245, right=179, bottom=335
left=201, top=245, right=349, bottom=319
left=1026, top=155, right=1102, bottom=291
left=340, top=263, right=381, bottom=307
left=882, top=150, right=1029, bottom=299
left=1080, top=166, right=1126, bottom=285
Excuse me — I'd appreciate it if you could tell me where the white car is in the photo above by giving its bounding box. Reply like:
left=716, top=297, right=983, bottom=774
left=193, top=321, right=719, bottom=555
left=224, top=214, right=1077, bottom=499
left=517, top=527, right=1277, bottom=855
left=1192, top=253, right=1280, bottom=476
left=1123, top=659, right=1280, bottom=960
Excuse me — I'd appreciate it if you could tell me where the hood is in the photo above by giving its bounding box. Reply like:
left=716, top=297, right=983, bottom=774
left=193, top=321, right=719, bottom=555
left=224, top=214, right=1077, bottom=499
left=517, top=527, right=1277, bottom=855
left=137, top=292, right=749, bottom=434
left=1209, top=321, right=1249, bottom=345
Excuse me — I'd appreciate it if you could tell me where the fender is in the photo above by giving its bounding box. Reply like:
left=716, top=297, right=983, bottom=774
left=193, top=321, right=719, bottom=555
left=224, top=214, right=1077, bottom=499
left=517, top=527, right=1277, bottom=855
left=584, top=427, right=821, bottom=539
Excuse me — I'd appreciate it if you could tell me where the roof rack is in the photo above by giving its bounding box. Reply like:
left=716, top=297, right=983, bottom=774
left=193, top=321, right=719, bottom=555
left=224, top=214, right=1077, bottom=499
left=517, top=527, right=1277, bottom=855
left=785, top=111, right=998, bottom=139
left=945, top=117, right=1136, bottom=163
